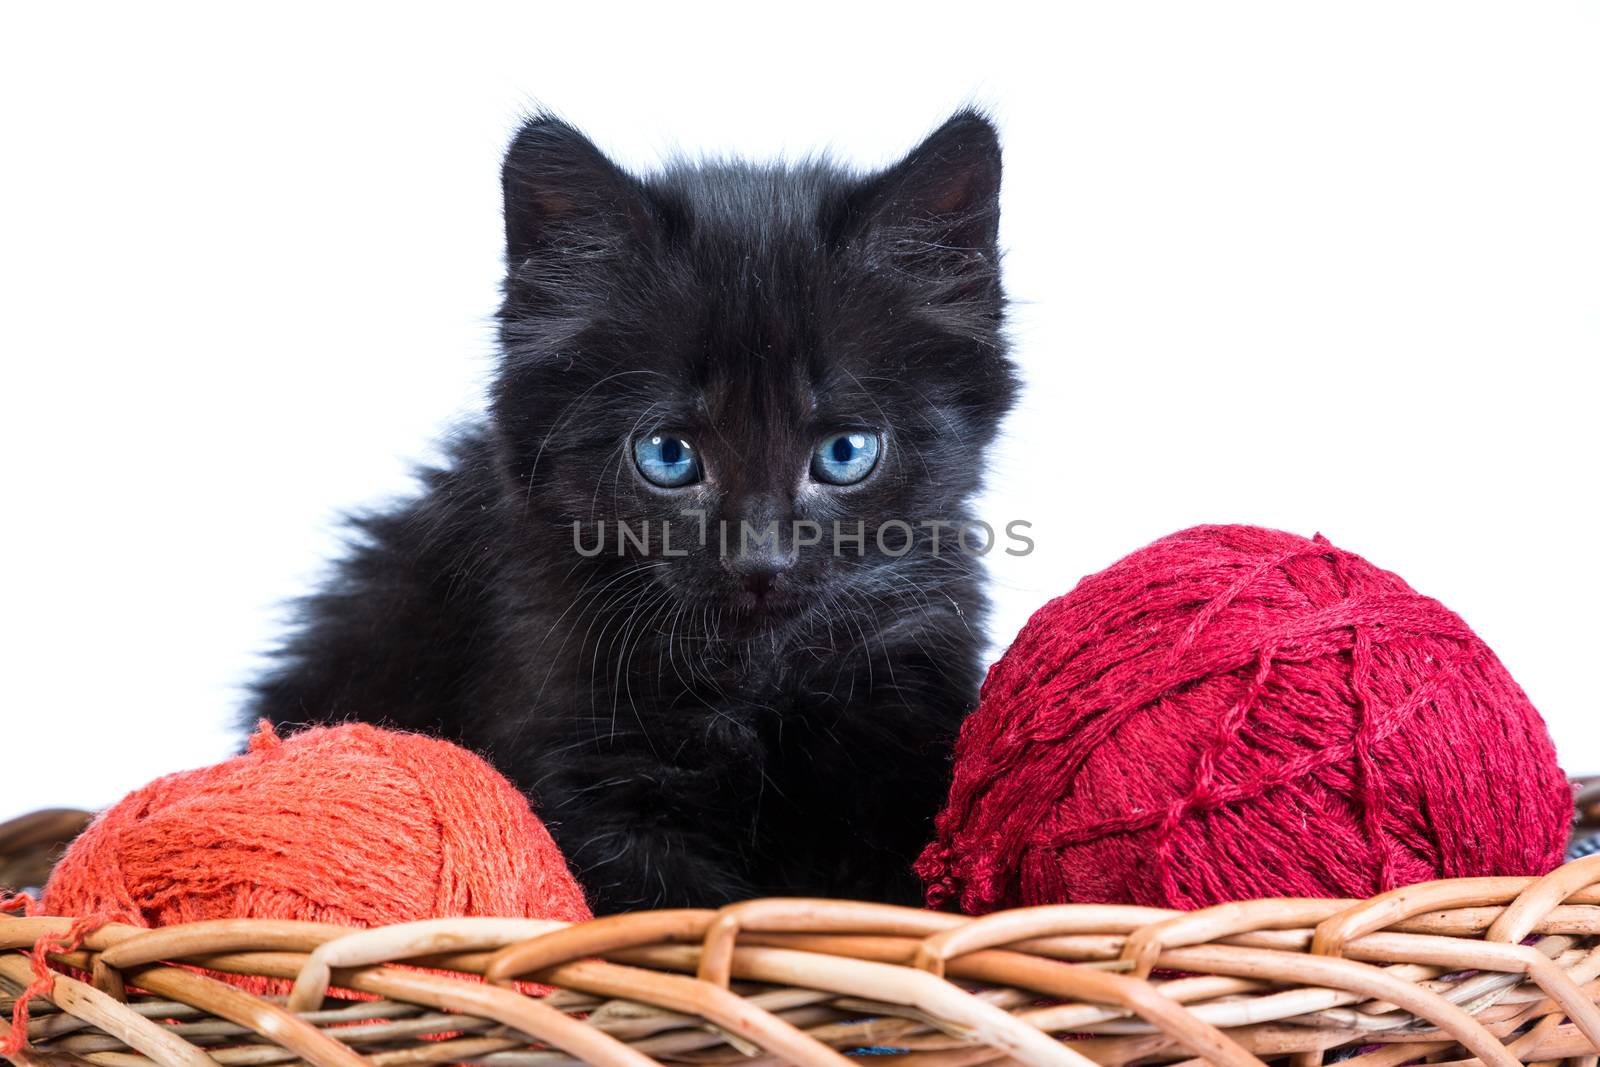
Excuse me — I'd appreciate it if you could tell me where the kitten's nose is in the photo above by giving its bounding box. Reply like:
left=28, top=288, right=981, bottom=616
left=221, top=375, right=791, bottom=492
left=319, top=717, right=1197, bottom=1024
left=726, top=544, right=794, bottom=600
left=737, top=561, right=783, bottom=599
left=725, top=494, right=795, bottom=604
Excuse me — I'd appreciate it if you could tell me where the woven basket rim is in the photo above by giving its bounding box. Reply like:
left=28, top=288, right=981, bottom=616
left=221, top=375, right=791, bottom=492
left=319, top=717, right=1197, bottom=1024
left=5, top=862, right=1600, bottom=1067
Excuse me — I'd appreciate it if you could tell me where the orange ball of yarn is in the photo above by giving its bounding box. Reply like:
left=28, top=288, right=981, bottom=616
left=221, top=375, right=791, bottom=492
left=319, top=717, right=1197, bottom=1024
left=43, top=721, right=592, bottom=928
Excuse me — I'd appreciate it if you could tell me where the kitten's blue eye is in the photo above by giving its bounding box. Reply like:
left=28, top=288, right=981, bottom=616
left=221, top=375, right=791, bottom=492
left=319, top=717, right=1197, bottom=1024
left=633, top=434, right=702, bottom=488
left=811, top=431, right=882, bottom=485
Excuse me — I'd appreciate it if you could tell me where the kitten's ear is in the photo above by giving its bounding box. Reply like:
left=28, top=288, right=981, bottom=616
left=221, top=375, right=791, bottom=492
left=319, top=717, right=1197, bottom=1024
left=843, top=108, right=1003, bottom=271
left=501, top=113, right=656, bottom=265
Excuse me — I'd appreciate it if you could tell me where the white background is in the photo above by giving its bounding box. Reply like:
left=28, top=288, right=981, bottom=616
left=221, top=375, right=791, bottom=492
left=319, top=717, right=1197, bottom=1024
left=3, top=2, right=1597, bottom=823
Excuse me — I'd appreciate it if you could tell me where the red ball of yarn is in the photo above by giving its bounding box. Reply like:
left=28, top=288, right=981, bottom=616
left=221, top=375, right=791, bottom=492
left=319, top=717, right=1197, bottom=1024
left=44, top=721, right=591, bottom=928
left=917, top=524, right=1572, bottom=913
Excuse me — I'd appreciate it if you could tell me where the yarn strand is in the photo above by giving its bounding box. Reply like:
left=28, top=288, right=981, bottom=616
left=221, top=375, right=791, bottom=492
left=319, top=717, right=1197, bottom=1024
left=0, top=914, right=111, bottom=1057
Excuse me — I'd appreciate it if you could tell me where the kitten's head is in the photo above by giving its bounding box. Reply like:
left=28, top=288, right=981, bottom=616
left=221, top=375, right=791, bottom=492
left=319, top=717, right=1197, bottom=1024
left=491, top=109, right=1016, bottom=631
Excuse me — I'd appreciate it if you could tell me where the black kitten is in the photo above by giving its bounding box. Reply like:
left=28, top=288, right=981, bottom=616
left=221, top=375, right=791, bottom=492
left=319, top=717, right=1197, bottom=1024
left=252, top=109, right=1017, bottom=913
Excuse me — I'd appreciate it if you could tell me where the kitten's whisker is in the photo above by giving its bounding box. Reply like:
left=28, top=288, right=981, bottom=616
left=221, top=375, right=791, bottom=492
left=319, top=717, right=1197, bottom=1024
left=510, top=575, right=664, bottom=758
left=612, top=583, right=678, bottom=750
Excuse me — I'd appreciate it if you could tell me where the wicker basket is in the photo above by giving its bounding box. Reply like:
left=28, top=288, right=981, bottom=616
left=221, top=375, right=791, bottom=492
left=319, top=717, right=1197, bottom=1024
left=4, top=788, right=1600, bottom=1067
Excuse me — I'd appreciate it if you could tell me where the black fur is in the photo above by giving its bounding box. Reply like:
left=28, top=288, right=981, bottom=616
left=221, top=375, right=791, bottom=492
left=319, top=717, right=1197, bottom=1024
left=252, top=109, right=1018, bottom=913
